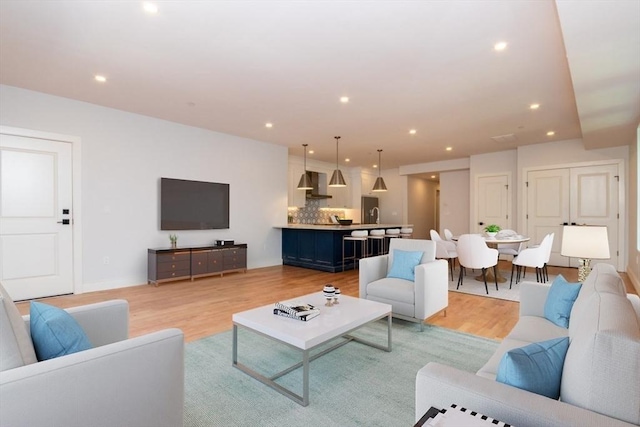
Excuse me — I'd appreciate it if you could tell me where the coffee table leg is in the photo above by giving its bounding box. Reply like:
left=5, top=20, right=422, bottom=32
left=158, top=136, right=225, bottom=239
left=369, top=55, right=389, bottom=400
left=232, top=324, right=238, bottom=365
left=387, top=313, right=393, bottom=352
left=302, top=349, right=310, bottom=406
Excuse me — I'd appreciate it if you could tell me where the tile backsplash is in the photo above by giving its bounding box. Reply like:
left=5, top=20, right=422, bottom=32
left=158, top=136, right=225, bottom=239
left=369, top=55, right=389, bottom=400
left=288, top=199, right=345, bottom=224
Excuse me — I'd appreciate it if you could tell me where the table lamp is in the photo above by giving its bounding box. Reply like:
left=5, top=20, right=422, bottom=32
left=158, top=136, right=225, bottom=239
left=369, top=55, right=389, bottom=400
left=560, top=225, right=610, bottom=282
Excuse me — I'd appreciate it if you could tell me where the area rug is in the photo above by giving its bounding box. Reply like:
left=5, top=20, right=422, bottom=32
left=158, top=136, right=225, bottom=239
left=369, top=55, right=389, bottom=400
left=447, top=268, right=555, bottom=302
left=184, top=319, right=498, bottom=427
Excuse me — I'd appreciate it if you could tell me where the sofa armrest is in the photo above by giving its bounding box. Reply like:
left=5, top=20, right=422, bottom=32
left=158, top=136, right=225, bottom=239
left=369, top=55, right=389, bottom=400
left=23, top=300, right=129, bottom=347
left=416, top=362, right=635, bottom=427
left=415, top=260, right=449, bottom=319
left=359, top=255, right=389, bottom=298
left=519, top=281, right=551, bottom=318
left=0, top=328, right=184, bottom=427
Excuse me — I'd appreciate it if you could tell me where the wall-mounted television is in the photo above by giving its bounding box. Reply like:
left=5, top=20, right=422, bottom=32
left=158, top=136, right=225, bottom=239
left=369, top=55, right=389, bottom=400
left=160, top=178, right=230, bottom=230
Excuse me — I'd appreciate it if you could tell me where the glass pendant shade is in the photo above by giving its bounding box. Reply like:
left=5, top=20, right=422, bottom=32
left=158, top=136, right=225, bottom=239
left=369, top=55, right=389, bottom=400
left=372, top=149, right=388, bottom=192
left=297, top=144, right=313, bottom=190
left=329, top=136, right=346, bottom=187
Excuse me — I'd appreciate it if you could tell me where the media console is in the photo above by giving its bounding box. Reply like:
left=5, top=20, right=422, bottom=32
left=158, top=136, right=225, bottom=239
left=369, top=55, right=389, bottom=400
left=147, top=243, right=247, bottom=286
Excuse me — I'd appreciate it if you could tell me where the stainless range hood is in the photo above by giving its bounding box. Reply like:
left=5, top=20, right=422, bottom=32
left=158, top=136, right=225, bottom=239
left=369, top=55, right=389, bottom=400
left=305, top=171, right=332, bottom=199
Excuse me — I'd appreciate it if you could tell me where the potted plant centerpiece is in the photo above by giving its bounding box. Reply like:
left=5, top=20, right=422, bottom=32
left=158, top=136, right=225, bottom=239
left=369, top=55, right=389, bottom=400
left=484, top=224, right=501, bottom=238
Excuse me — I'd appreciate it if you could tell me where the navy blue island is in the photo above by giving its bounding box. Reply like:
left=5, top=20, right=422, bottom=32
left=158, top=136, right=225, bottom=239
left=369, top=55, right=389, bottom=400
left=278, top=224, right=411, bottom=273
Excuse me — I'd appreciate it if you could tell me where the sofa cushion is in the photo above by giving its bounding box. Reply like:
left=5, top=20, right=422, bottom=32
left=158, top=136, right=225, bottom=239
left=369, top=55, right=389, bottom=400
left=387, top=249, right=423, bottom=281
left=496, top=337, right=569, bottom=399
left=30, top=301, right=92, bottom=361
left=561, top=286, right=640, bottom=424
left=367, top=277, right=414, bottom=305
left=0, top=283, right=37, bottom=371
left=544, top=275, right=581, bottom=328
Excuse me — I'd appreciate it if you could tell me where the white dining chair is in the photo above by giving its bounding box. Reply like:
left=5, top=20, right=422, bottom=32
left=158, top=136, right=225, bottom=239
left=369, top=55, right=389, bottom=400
left=496, top=229, right=523, bottom=260
left=434, top=240, right=458, bottom=281
left=510, top=233, right=552, bottom=288
left=443, top=229, right=454, bottom=241
left=455, top=234, right=499, bottom=294
left=430, top=230, right=456, bottom=252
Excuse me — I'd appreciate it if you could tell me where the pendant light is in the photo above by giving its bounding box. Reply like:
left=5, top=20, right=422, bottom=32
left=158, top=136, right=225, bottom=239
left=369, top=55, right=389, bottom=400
left=297, top=144, right=313, bottom=190
left=329, top=136, right=346, bottom=187
left=372, top=149, right=388, bottom=192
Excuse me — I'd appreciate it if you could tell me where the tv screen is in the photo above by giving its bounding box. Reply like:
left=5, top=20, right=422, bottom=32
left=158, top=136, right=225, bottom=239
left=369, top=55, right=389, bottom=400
left=160, top=178, right=230, bottom=230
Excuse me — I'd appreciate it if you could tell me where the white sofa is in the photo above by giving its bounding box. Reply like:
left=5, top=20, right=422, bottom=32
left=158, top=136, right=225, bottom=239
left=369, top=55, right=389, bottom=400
left=0, top=294, right=185, bottom=427
left=416, top=263, right=640, bottom=426
left=359, top=238, right=448, bottom=328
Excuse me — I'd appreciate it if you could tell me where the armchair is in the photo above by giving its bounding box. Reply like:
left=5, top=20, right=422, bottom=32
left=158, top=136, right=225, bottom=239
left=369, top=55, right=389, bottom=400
left=0, top=295, right=184, bottom=427
left=359, top=239, right=448, bottom=330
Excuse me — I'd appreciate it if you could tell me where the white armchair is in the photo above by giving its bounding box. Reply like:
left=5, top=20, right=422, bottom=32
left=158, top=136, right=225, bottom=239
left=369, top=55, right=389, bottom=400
left=359, top=239, right=448, bottom=330
left=0, top=290, right=184, bottom=427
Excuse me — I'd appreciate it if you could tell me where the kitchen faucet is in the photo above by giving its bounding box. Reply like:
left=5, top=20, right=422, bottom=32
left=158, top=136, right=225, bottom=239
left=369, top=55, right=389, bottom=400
left=370, top=207, right=380, bottom=224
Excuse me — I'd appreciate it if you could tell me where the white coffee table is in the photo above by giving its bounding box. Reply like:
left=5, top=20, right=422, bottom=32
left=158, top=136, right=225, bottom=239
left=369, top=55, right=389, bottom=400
left=232, top=293, right=392, bottom=406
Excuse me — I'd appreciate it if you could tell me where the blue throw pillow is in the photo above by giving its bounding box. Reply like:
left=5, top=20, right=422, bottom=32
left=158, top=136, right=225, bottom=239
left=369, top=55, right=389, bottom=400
left=544, top=275, right=582, bottom=328
left=30, top=302, right=92, bottom=361
left=496, top=337, right=569, bottom=399
left=387, top=249, right=423, bottom=281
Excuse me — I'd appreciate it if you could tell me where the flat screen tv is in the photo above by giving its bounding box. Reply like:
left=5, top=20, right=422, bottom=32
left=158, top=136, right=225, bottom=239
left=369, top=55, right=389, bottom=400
left=160, top=178, right=230, bottom=230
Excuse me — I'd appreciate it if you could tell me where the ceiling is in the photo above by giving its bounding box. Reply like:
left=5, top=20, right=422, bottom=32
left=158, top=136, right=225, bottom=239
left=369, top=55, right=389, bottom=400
left=1, top=1, right=638, bottom=169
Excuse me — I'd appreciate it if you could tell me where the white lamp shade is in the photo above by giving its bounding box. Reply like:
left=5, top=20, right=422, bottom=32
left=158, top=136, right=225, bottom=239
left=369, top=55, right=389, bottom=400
left=560, top=225, right=610, bottom=259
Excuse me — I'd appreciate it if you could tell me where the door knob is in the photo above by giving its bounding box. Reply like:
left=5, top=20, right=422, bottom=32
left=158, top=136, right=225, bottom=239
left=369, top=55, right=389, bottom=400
left=57, top=219, right=70, bottom=225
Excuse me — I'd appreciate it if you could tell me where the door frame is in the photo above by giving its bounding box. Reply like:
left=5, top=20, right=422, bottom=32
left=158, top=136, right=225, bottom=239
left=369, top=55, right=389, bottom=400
left=520, top=159, right=626, bottom=272
left=472, top=172, right=513, bottom=233
left=0, top=126, right=83, bottom=293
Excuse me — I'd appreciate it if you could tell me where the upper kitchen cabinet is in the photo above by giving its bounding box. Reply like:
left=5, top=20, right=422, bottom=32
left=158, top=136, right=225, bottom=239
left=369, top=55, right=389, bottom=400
left=327, top=183, right=350, bottom=208
left=288, top=162, right=307, bottom=207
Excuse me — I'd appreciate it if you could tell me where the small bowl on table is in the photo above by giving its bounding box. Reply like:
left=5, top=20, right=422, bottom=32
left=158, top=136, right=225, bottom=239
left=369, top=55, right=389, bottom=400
left=338, top=219, right=353, bottom=225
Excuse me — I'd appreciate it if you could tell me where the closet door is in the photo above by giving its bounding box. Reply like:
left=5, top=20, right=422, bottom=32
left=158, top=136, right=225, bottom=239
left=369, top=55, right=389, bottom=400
left=526, top=163, right=619, bottom=268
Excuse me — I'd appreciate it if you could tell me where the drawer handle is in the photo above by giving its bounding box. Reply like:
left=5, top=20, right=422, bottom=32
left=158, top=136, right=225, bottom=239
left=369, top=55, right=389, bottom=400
left=171, top=272, right=176, bottom=276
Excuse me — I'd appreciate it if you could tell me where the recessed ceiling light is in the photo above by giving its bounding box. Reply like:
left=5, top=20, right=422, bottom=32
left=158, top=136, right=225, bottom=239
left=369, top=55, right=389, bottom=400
left=431, top=175, right=436, bottom=179
left=409, top=129, right=417, bottom=135
left=445, top=147, right=452, bottom=151
left=547, top=131, right=555, bottom=136
left=308, top=150, right=314, bottom=154
left=345, top=158, right=350, bottom=162
left=494, top=41, right=508, bottom=51
left=373, top=164, right=378, bottom=168
left=143, top=2, right=158, bottom=14
left=265, top=123, right=273, bottom=128
left=340, top=96, right=349, bottom=103
left=530, top=103, right=540, bottom=110
left=94, top=75, right=107, bottom=83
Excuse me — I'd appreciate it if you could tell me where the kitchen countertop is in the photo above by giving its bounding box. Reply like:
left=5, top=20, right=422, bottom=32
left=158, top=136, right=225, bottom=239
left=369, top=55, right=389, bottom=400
left=275, top=223, right=412, bottom=231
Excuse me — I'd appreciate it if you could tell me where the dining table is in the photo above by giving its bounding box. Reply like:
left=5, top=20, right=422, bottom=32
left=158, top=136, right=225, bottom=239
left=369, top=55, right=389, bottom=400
left=452, top=234, right=531, bottom=284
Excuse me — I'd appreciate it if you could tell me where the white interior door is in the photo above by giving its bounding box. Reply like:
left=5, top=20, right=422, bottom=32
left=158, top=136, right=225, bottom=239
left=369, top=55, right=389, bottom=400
left=527, top=163, right=619, bottom=268
left=570, top=164, right=619, bottom=270
left=526, top=168, right=570, bottom=266
left=477, top=174, right=509, bottom=233
left=0, top=134, right=74, bottom=300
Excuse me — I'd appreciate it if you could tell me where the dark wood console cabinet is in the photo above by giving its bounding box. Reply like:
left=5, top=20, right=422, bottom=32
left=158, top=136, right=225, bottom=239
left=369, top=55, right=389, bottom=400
left=148, top=244, right=247, bottom=286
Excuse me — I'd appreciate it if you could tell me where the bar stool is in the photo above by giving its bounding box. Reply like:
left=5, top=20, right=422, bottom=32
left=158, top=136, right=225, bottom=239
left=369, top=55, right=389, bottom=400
left=384, top=229, right=400, bottom=254
left=399, top=227, right=413, bottom=238
left=368, top=229, right=386, bottom=256
left=343, top=230, right=368, bottom=271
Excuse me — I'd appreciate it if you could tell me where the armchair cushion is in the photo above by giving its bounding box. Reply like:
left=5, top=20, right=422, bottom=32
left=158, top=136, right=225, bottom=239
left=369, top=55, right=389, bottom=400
left=544, top=275, right=581, bottom=328
left=30, top=302, right=92, bottom=361
left=0, top=284, right=37, bottom=371
left=387, top=249, right=423, bottom=281
left=496, top=337, right=569, bottom=399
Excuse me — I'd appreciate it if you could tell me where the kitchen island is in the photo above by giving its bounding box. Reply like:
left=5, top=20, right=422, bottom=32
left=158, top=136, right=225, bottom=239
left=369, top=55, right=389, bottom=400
left=276, top=224, right=411, bottom=272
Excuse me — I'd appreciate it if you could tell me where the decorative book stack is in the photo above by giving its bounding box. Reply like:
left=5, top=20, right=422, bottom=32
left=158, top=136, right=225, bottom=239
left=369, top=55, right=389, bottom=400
left=273, top=301, right=320, bottom=321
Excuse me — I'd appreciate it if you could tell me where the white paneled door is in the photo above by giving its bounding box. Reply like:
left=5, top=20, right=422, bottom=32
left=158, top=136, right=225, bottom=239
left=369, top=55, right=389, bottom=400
left=526, top=164, right=619, bottom=268
left=0, top=134, right=74, bottom=300
left=477, top=174, right=510, bottom=233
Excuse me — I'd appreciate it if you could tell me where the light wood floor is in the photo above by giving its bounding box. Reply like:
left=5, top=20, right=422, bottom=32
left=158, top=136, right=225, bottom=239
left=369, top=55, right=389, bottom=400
left=15, top=261, right=636, bottom=343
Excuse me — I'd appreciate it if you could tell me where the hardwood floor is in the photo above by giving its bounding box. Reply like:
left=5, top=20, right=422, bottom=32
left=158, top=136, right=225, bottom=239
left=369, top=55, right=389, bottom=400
left=15, top=261, right=635, bottom=343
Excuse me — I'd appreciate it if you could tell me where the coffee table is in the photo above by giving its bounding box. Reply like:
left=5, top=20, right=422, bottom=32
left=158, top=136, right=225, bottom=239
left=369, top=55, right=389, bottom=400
left=232, top=293, right=392, bottom=406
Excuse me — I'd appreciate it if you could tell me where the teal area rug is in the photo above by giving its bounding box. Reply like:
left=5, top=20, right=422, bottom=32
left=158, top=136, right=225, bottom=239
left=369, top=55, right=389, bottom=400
left=184, top=319, right=498, bottom=426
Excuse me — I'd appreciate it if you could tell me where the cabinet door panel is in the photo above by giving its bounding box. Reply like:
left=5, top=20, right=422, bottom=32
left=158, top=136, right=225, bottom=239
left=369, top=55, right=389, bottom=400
left=208, top=250, right=223, bottom=272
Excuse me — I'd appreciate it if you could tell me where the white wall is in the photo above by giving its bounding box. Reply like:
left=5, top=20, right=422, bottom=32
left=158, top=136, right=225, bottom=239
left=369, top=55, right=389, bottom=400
left=0, top=85, right=288, bottom=293
left=627, top=132, right=639, bottom=292
left=376, top=168, right=407, bottom=224
left=439, top=170, right=470, bottom=236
